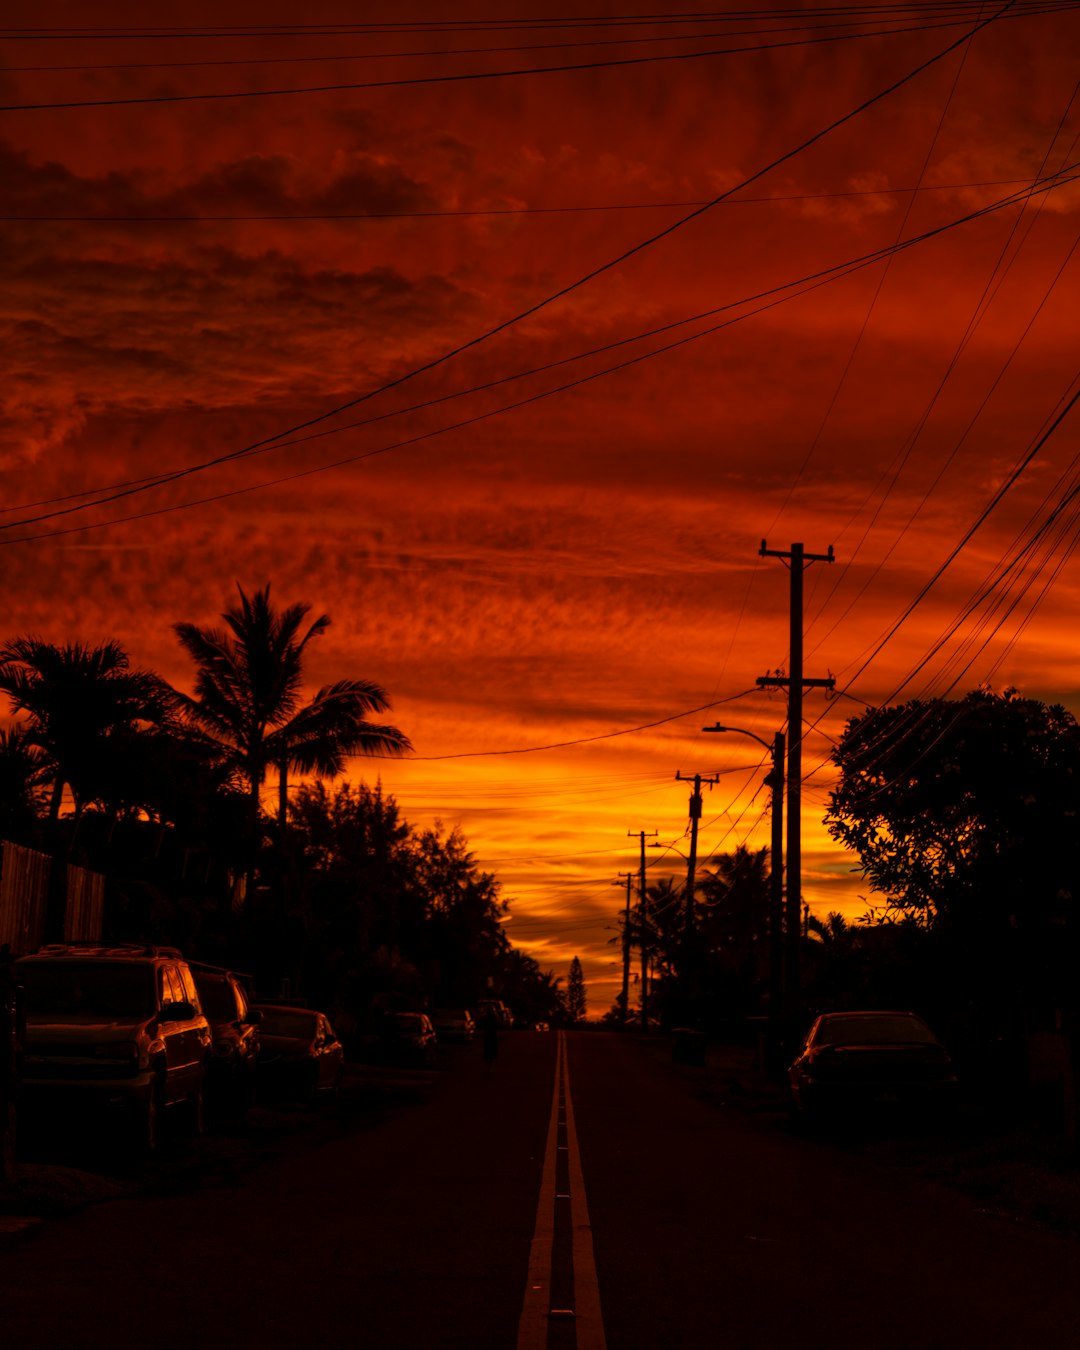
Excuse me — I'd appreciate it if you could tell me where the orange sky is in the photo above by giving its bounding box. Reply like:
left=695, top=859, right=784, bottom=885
left=2, top=2, right=1080, bottom=1011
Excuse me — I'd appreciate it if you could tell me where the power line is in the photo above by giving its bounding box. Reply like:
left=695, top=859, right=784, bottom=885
left=2, top=5, right=1059, bottom=40
left=0, top=5, right=1021, bottom=112
left=6, top=158, right=1072, bottom=543
left=4, top=10, right=1026, bottom=74
left=802, top=84, right=1080, bottom=662
left=382, top=692, right=760, bottom=759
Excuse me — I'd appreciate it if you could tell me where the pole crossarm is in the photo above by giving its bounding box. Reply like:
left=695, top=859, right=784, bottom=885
left=756, top=674, right=835, bottom=691
left=760, top=540, right=834, bottom=565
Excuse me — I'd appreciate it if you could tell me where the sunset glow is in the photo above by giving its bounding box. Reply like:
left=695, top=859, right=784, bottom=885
left=3, top=1, right=1079, bottom=1009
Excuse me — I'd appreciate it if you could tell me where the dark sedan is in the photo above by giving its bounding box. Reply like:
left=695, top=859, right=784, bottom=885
left=381, top=1011, right=438, bottom=1068
left=788, top=1010, right=958, bottom=1125
left=191, top=965, right=261, bottom=1118
left=253, top=1004, right=345, bottom=1102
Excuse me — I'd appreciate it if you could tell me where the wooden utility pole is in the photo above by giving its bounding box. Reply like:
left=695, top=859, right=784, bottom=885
left=616, top=871, right=633, bottom=1028
left=629, top=829, right=656, bottom=1029
left=674, top=772, right=721, bottom=937
left=758, top=540, right=835, bottom=1022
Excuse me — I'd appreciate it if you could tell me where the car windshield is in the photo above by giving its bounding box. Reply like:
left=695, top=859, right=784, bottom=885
left=22, top=962, right=156, bottom=1018
left=814, top=1015, right=938, bottom=1046
left=259, top=1007, right=315, bottom=1038
left=195, top=978, right=237, bottom=1020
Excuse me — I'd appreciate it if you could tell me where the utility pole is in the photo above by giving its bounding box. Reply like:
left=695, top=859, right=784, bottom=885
left=629, top=830, right=657, bottom=1030
left=616, top=871, right=633, bottom=1029
left=673, top=772, right=721, bottom=936
left=757, top=540, right=834, bottom=1023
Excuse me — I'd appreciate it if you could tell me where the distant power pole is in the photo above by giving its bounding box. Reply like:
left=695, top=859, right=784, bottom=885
left=758, top=540, right=835, bottom=1020
left=629, top=829, right=657, bottom=1029
left=616, top=871, right=634, bottom=1028
left=673, top=771, right=721, bottom=936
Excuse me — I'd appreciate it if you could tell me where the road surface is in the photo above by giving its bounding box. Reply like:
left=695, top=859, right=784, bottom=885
left=2, top=1030, right=1079, bottom=1349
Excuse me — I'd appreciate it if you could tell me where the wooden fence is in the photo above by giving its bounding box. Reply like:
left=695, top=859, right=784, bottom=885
left=0, top=842, right=105, bottom=954
left=64, top=862, right=105, bottom=944
left=0, top=841, right=50, bottom=954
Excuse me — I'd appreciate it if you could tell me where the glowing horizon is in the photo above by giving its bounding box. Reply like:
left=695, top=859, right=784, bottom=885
left=3, top=1, right=1079, bottom=1010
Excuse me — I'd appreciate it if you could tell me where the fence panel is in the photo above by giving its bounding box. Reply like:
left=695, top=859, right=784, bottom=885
left=64, top=863, right=105, bottom=944
left=0, top=841, right=51, bottom=954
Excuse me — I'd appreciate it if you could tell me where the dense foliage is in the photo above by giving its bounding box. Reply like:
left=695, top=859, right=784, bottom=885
left=566, top=956, right=587, bottom=1022
left=0, top=594, right=564, bottom=1033
left=612, top=845, right=773, bottom=1033
left=826, top=688, right=1080, bottom=1033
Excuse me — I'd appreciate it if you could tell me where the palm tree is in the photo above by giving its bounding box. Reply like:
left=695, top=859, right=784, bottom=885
left=0, top=636, right=173, bottom=830
left=641, top=875, right=682, bottom=977
left=171, top=585, right=411, bottom=843
left=0, top=725, right=48, bottom=844
left=0, top=637, right=174, bottom=943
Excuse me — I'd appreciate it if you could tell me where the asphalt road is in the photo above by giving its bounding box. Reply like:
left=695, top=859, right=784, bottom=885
left=3, top=1031, right=1080, bottom=1349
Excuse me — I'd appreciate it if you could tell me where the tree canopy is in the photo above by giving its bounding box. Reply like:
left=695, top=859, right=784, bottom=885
left=172, top=584, right=411, bottom=831
left=567, top=956, right=587, bottom=1022
left=825, top=687, right=1080, bottom=1024
left=0, top=636, right=172, bottom=827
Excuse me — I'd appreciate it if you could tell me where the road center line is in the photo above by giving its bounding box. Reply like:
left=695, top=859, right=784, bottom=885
left=563, top=1041, right=607, bottom=1350
left=516, top=1033, right=608, bottom=1350
left=516, top=1031, right=564, bottom=1350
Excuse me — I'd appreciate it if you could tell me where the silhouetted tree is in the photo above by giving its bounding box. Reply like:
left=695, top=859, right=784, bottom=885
left=0, top=726, right=47, bottom=846
left=637, top=876, right=681, bottom=977
left=0, top=637, right=173, bottom=831
left=0, top=636, right=177, bottom=942
left=282, top=782, right=520, bottom=1025
left=498, top=948, right=566, bottom=1027
left=826, top=687, right=1080, bottom=1031
left=698, top=845, right=770, bottom=1010
left=404, top=821, right=509, bottom=1008
left=567, top=955, right=587, bottom=1022
left=280, top=780, right=415, bottom=1018
left=171, top=584, right=411, bottom=849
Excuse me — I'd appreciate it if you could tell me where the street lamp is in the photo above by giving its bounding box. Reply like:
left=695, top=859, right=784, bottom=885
left=702, top=723, right=786, bottom=1030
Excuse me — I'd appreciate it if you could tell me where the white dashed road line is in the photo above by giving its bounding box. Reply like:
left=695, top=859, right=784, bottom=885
left=516, top=1032, right=607, bottom=1350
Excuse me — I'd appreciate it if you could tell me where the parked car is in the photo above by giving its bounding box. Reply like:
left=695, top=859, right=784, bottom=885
left=253, top=1003, right=344, bottom=1101
left=431, top=1008, right=475, bottom=1043
left=788, top=1010, right=958, bottom=1125
left=476, top=999, right=513, bottom=1029
left=190, top=964, right=261, bottom=1118
left=15, top=943, right=211, bottom=1149
left=382, top=1011, right=438, bottom=1067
